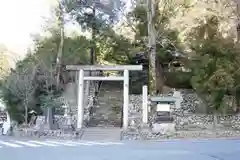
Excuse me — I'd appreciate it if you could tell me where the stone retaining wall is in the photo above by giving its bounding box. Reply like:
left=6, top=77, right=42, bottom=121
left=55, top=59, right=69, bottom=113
left=63, top=89, right=240, bottom=132
left=128, top=93, right=240, bottom=129
left=123, top=93, right=240, bottom=140
left=11, top=89, right=240, bottom=140
left=121, top=130, right=240, bottom=140
left=175, top=115, right=240, bottom=130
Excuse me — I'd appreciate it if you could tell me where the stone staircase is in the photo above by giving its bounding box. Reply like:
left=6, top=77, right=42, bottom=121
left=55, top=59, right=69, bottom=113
left=81, top=127, right=121, bottom=141
left=87, top=83, right=123, bottom=127
left=63, top=80, right=124, bottom=128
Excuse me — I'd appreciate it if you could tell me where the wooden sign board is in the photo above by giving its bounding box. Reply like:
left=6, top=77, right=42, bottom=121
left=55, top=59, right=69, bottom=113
left=150, top=96, right=176, bottom=103
left=156, top=104, right=170, bottom=112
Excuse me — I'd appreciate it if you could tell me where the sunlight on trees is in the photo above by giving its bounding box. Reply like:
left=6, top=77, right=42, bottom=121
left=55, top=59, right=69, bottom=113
left=2, top=0, right=240, bottom=124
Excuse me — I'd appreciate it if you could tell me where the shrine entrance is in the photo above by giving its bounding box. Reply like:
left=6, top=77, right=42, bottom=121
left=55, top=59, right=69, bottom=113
left=66, top=65, right=142, bottom=130
left=86, top=81, right=124, bottom=128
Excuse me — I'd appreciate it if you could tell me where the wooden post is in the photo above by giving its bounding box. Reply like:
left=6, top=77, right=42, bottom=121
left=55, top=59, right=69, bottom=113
left=173, top=90, right=181, bottom=109
left=77, top=69, right=84, bottom=129
left=123, top=69, right=129, bottom=130
left=142, top=85, right=148, bottom=124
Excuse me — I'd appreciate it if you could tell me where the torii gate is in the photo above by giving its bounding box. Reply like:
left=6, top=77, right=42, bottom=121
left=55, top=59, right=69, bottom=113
left=66, top=65, right=143, bottom=130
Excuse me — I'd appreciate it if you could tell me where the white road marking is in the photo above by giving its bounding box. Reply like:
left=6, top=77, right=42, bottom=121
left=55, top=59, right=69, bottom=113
left=103, top=142, right=124, bottom=145
left=0, top=140, right=22, bottom=148
left=85, top=142, right=109, bottom=145
left=45, top=141, right=76, bottom=146
left=0, top=140, right=124, bottom=149
left=28, top=141, right=59, bottom=147
left=13, top=141, right=41, bottom=147
left=66, top=141, right=93, bottom=146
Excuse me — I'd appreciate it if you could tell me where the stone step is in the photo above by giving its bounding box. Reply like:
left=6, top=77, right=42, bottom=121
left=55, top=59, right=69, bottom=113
left=83, top=127, right=121, bottom=132
left=87, top=119, right=122, bottom=127
left=82, top=135, right=120, bottom=139
left=81, top=128, right=121, bottom=141
left=81, top=136, right=120, bottom=141
left=83, top=131, right=120, bottom=135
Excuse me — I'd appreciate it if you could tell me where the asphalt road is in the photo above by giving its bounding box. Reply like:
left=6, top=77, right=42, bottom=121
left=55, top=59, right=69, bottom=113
left=0, top=137, right=239, bottom=160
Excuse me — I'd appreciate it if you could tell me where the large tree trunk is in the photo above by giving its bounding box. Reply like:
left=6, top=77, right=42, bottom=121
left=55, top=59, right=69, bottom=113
left=147, top=0, right=157, bottom=94
left=234, top=89, right=240, bottom=113
left=156, top=58, right=165, bottom=93
left=212, top=111, right=220, bottom=131
left=236, top=3, right=240, bottom=43
left=24, top=104, right=28, bottom=125
left=44, top=107, right=54, bottom=130
left=56, top=4, right=64, bottom=89
left=23, top=100, right=28, bottom=125
left=52, top=3, right=64, bottom=128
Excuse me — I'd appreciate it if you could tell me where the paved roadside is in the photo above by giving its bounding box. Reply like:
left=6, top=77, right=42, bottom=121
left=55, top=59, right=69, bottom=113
left=0, top=137, right=239, bottom=160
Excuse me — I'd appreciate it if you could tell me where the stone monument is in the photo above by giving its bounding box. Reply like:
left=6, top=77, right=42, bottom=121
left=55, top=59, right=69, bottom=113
left=0, top=99, right=11, bottom=135
left=2, top=111, right=11, bottom=135
left=150, top=93, right=181, bottom=134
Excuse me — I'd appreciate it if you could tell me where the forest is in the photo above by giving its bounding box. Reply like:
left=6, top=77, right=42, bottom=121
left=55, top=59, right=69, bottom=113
left=1, top=0, right=240, bottom=123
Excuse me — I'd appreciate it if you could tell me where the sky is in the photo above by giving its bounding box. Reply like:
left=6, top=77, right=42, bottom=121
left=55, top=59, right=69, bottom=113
left=0, top=0, right=52, bottom=57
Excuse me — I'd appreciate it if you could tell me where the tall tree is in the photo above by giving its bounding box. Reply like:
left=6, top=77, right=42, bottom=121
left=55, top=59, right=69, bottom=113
left=3, top=62, right=37, bottom=124
left=63, top=0, right=123, bottom=63
left=55, top=1, right=65, bottom=91
left=147, top=0, right=157, bottom=94
left=128, top=0, right=182, bottom=93
left=190, top=14, right=240, bottom=127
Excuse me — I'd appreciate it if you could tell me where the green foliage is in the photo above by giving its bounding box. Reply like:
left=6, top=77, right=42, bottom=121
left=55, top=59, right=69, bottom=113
left=0, top=30, right=93, bottom=122
left=1, top=62, right=37, bottom=122
left=39, top=94, right=62, bottom=109
left=63, top=0, right=123, bottom=32
left=129, top=1, right=183, bottom=61
left=96, top=28, right=134, bottom=64
left=1, top=86, right=23, bottom=123
left=32, top=32, right=91, bottom=66
left=190, top=16, right=240, bottom=112
left=4, top=0, right=240, bottom=122
left=165, top=72, right=192, bottom=89
left=191, top=38, right=237, bottom=91
left=1, top=1, right=134, bottom=123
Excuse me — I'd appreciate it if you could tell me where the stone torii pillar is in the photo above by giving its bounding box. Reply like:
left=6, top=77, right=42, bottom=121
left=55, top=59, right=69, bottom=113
left=66, top=65, right=142, bottom=130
